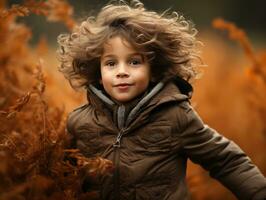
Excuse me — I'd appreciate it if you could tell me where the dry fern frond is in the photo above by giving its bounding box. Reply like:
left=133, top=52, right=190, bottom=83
left=45, top=0, right=76, bottom=30
left=32, top=59, right=46, bottom=95
left=212, top=18, right=266, bottom=82
left=212, top=18, right=258, bottom=64
left=0, top=4, right=29, bottom=18
left=0, top=1, right=106, bottom=199
left=24, top=0, right=49, bottom=15
left=65, top=149, right=114, bottom=176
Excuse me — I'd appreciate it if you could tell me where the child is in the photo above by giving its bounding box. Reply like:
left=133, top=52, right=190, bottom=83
left=57, top=0, right=266, bottom=199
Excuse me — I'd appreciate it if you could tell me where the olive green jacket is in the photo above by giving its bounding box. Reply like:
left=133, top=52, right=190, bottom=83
left=67, top=78, right=266, bottom=200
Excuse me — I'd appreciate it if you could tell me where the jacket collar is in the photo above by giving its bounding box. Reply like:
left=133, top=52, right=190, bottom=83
left=86, top=77, right=192, bottom=130
left=148, top=76, right=192, bottom=106
left=87, top=82, right=164, bottom=129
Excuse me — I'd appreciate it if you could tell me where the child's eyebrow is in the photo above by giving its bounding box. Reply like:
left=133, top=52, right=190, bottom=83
left=130, top=53, right=145, bottom=61
left=129, top=53, right=144, bottom=58
left=101, top=54, right=116, bottom=59
left=101, top=53, right=144, bottom=59
left=127, top=53, right=145, bottom=62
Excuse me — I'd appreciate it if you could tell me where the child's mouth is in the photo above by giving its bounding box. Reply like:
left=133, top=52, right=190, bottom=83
left=115, top=83, right=133, bottom=91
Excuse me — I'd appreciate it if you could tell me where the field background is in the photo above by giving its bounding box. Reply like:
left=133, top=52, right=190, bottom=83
left=0, top=0, right=265, bottom=199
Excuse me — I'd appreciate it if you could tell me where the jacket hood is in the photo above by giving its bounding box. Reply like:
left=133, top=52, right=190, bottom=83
left=171, top=76, right=193, bottom=98
left=87, top=81, right=164, bottom=129
left=86, top=77, right=193, bottom=130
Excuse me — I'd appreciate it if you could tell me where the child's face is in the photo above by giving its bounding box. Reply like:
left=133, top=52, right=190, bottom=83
left=100, top=36, right=151, bottom=103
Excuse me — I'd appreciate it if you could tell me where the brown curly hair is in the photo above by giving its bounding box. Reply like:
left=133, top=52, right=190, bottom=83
left=57, top=0, right=201, bottom=89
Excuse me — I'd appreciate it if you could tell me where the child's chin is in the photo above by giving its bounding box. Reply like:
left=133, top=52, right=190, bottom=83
left=114, top=96, right=134, bottom=103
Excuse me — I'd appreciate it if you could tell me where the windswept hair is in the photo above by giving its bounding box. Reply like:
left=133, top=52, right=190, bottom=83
left=57, top=0, right=201, bottom=89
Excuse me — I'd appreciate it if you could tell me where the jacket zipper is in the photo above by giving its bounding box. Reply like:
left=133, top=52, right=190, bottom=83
left=113, top=128, right=125, bottom=200
left=113, top=129, right=124, bottom=148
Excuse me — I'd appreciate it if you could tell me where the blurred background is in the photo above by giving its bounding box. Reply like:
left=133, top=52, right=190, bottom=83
left=1, top=0, right=266, bottom=200
left=7, top=0, right=266, bottom=46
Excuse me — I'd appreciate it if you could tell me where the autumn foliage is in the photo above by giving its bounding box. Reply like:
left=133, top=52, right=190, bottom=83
left=0, top=1, right=265, bottom=200
left=0, top=1, right=112, bottom=199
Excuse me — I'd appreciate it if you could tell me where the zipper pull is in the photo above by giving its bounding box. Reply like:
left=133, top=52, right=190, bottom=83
left=113, top=129, right=124, bottom=148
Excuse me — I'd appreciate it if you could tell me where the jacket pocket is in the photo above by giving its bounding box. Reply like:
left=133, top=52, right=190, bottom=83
left=135, top=124, right=171, bottom=153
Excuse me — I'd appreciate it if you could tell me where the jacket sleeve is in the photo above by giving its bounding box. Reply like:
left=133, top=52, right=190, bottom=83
left=65, top=103, right=89, bottom=149
left=65, top=108, right=82, bottom=149
left=177, top=101, right=266, bottom=200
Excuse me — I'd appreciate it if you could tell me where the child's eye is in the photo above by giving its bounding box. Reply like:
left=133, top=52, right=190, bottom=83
left=105, top=61, right=116, bottom=67
left=129, top=58, right=142, bottom=66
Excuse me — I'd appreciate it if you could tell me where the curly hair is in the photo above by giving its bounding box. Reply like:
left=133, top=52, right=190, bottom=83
left=57, top=0, right=201, bottom=89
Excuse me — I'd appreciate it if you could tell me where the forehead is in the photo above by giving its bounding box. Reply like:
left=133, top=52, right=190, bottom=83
left=102, top=36, right=137, bottom=54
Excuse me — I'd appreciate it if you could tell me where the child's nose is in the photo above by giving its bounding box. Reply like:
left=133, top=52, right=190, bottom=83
left=116, top=63, right=129, bottom=78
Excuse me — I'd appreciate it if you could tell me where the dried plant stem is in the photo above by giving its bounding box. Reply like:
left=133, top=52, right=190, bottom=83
left=213, top=18, right=266, bottom=83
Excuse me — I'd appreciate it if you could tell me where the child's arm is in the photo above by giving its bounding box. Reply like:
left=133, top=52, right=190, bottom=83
left=65, top=111, right=78, bottom=149
left=65, top=104, right=89, bottom=149
left=177, top=101, right=266, bottom=200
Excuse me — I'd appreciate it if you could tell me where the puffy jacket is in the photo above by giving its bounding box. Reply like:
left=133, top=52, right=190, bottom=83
left=67, top=78, right=266, bottom=200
